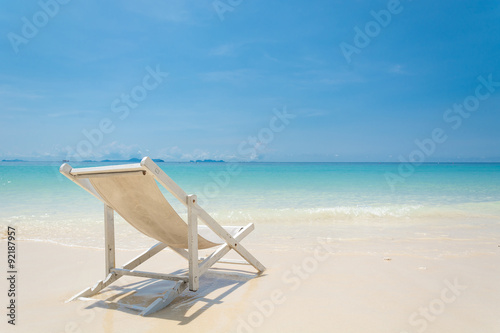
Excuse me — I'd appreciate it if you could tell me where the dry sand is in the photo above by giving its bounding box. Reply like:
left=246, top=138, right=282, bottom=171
left=1, top=222, right=499, bottom=333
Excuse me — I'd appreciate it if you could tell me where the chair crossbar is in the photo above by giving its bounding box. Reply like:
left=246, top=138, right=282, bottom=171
left=199, top=258, right=250, bottom=265
left=111, top=268, right=189, bottom=282
left=74, top=170, right=146, bottom=179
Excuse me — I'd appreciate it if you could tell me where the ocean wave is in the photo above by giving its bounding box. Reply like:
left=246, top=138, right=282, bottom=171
left=210, top=201, right=500, bottom=223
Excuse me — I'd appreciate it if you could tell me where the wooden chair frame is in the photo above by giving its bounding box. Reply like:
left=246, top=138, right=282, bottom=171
left=60, top=157, right=265, bottom=316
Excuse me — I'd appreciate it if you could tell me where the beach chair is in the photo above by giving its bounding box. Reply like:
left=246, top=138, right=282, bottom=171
left=60, top=157, right=265, bottom=316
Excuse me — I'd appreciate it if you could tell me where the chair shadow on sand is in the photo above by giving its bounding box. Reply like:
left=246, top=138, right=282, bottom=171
left=83, top=268, right=266, bottom=324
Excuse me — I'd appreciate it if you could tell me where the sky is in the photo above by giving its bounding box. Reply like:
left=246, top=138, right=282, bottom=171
left=1, top=0, right=499, bottom=162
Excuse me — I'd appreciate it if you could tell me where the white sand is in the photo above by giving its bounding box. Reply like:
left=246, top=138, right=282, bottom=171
left=1, top=222, right=499, bottom=333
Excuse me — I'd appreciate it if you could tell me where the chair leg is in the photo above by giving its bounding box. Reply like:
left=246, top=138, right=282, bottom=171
left=104, top=205, right=116, bottom=276
left=187, top=194, right=199, bottom=291
left=195, top=206, right=266, bottom=272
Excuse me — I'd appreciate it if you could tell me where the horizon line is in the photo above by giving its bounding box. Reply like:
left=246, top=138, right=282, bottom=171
left=2, top=159, right=500, bottom=164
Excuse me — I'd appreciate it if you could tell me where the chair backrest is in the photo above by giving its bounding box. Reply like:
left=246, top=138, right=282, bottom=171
left=61, top=161, right=220, bottom=250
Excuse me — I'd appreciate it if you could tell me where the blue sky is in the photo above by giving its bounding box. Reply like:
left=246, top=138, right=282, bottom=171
left=1, top=0, right=499, bottom=162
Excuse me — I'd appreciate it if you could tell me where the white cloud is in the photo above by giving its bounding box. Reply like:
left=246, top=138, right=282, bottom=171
left=208, top=44, right=238, bottom=56
left=56, top=141, right=143, bottom=161
left=0, top=86, right=44, bottom=99
left=122, top=0, right=210, bottom=24
left=388, top=64, right=411, bottom=75
left=295, top=108, right=330, bottom=118
left=155, top=146, right=242, bottom=162
left=208, top=40, right=277, bottom=57
left=200, top=69, right=256, bottom=83
left=46, top=110, right=94, bottom=118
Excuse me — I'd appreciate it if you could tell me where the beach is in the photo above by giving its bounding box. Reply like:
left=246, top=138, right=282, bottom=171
left=1, top=222, right=499, bottom=333
left=1, top=162, right=500, bottom=332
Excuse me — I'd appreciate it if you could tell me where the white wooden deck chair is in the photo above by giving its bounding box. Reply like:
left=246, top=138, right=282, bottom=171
left=60, top=157, right=265, bottom=316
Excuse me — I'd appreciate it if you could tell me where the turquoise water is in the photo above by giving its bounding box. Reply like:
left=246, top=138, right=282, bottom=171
left=1, top=161, right=499, bottom=247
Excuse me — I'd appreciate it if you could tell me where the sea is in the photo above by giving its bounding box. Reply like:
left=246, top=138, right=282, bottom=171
left=1, top=161, right=499, bottom=250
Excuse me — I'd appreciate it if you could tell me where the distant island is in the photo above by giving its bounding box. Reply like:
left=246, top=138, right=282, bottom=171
left=99, top=158, right=165, bottom=163
left=2, top=159, right=24, bottom=162
left=67, top=158, right=165, bottom=163
left=190, top=159, right=225, bottom=163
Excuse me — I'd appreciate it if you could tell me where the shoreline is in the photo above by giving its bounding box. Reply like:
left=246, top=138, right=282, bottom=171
left=4, top=216, right=499, bottom=251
